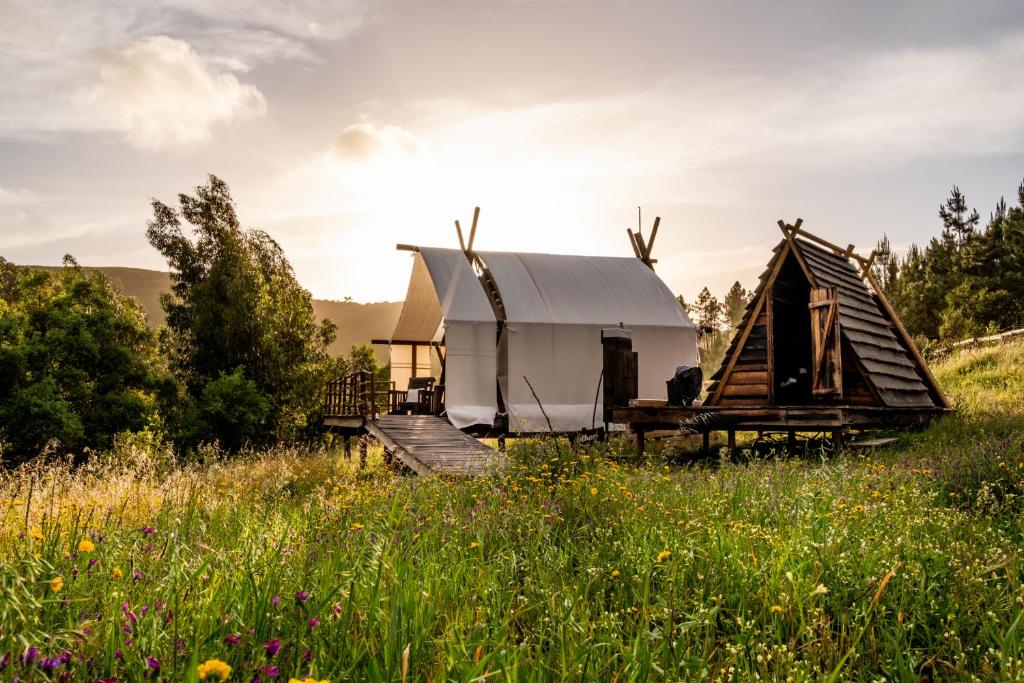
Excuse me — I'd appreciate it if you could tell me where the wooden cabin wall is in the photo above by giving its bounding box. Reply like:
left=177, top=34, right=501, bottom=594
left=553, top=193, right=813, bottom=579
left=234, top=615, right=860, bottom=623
left=716, top=300, right=772, bottom=406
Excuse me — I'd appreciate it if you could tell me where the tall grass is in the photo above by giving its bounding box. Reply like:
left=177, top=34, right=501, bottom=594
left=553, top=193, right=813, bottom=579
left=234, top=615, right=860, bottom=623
left=1, top=345, right=1024, bottom=681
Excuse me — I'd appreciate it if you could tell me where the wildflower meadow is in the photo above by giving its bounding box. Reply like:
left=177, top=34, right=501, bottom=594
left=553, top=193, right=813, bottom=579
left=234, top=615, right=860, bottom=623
left=2, top=343, right=1024, bottom=681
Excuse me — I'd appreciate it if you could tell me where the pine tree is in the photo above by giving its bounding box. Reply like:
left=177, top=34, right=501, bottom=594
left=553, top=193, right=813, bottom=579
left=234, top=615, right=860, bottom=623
left=722, top=281, right=749, bottom=330
left=939, top=185, right=979, bottom=252
left=693, top=287, right=723, bottom=330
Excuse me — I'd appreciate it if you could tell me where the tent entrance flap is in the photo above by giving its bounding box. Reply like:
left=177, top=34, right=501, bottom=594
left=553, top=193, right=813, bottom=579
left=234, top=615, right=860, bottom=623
left=387, top=248, right=499, bottom=428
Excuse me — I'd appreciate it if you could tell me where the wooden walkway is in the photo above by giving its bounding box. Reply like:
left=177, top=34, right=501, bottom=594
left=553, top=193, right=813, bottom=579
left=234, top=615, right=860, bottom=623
left=365, top=415, right=501, bottom=476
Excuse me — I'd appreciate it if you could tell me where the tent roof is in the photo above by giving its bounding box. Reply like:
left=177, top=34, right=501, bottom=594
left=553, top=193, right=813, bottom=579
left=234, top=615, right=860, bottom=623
left=477, top=251, right=694, bottom=327
left=391, top=248, right=495, bottom=341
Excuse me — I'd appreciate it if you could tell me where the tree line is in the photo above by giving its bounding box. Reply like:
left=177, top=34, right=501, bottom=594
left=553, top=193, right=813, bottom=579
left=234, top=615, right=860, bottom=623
left=0, top=176, right=377, bottom=466
left=874, top=179, right=1024, bottom=345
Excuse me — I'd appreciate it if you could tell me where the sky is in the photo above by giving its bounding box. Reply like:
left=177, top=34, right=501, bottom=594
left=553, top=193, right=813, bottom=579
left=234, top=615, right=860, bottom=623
left=2, top=0, right=1024, bottom=304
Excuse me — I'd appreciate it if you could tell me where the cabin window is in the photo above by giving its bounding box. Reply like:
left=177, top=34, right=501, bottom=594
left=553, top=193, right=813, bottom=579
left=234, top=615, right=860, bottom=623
left=809, top=287, right=842, bottom=396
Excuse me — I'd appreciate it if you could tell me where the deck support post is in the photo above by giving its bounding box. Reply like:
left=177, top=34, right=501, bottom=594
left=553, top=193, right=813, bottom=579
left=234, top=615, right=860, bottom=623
left=359, top=435, right=368, bottom=469
left=787, top=430, right=796, bottom=455
left=498, top=435, right=506, bottom=453
left=727, top=430, right=737, bottom=458
left=702, top=430, right=710, bottom=454
left=343, top=435, right=351, bottom=461
left=831, top=429, right=843, bottom=451
left=635, top=428, right=646, bottom=457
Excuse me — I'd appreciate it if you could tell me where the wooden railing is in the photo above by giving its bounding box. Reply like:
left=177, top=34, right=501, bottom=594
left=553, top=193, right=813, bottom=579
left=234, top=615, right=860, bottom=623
left=323, top=371, right=396, bottom=418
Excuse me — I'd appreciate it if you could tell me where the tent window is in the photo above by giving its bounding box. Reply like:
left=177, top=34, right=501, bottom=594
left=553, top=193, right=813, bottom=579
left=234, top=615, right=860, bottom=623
left=809, top=287, right=842, bottom=396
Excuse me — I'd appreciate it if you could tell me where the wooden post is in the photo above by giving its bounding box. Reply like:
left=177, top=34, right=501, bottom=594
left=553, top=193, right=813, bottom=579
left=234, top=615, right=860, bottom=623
left=343, top=435, right=351, bottom=461
left=702, top=430, right=710, bottom=454
left=831, top=429, right=843, bottom=451
left=498, top=435, right=506, bottom=453
left=359, top=435, right=368, bottom=469
left=636, top=428, right=646, bottom=457
left=787, top=430, right=796, bottom=454
left=727, top=430, right=737, bottom=457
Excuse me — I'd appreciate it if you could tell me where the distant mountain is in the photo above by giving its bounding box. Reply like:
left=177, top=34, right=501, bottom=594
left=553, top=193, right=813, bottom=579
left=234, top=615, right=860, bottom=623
left=28, top=265, right=402, bottom=359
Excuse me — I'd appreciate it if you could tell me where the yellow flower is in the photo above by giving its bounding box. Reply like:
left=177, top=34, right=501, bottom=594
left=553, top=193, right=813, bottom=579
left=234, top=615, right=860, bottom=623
left=771, top=604, right=783, bottom=613
left=78, top=538, right=95, bottom=553
left=468, top=541, right=480, bottom=549
left=31, top=527, right=43, bottom=541
left=350, top=523, right=364, bottom=530
left=590, top=487, right=598, bottom=496
left=289, top=678, right=329, bottom=683
left=611, top=570, right=621, bottom=577
left=656, top=550, right=671, bottom=563
left=112, top=567, right=123, bottom=580
left=198, top=659, right=232, bottom=680
left=50, top=576, right=64, bottom=592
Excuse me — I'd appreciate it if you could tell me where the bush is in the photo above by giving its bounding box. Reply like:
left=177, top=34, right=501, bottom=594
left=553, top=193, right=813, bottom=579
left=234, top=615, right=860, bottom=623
left=192, top=368, right=271, bottom=452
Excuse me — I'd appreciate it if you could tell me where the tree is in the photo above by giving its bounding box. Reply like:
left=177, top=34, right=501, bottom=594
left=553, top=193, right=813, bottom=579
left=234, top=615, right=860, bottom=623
left=0, top=257, right=174, bottom=464
left=886, top=178, right=1024, bottom=342
left=721, top=281, right=749, bottom=330
left=939, top=185, right=979, bottom=253
left=693, top=287, right=723, bottom=330
left=676, top=294, right=693, bottom=316
left=146, top=175, right=337, bottom=448
left=872, top=234, right=899, bottom=295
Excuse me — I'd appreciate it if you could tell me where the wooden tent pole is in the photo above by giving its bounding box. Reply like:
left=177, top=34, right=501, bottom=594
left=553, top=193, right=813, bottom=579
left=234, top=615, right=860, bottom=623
left=467, top=206, right=480, bottom=255
left=645, top=216, right=661, bottom=262
left=626, top=229, right=643, bottom=258
left=454, top=220, right=466, bottom=252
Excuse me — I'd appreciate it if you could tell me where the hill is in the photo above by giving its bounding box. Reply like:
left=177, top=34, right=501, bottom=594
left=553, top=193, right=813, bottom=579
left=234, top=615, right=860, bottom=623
left=30, top=265, right=402, bottom=358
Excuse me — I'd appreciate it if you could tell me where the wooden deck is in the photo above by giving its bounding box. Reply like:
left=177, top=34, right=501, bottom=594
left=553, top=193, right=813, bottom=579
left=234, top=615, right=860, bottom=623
left=365, top=415, right=502, bottom=476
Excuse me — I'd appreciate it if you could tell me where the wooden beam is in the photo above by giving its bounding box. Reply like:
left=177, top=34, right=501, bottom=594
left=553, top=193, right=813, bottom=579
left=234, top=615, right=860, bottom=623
left=778, top=221, right=818, bottom=288
left=467, top=206, right=480, bottom=254
left=634, top=231, right=648, bottom=258
left=645, top=216, right=661, bottom=259
left=626, top=229, right=643, bottom=258
left=454, top=220, right=466, bottom=252
left=370, top=339, right=433, bottom=346
left=709, top=239, right=792, bottom=405
left=396, top=244, right=419, bottom=252
left=859, top=249, right=878, bottom=277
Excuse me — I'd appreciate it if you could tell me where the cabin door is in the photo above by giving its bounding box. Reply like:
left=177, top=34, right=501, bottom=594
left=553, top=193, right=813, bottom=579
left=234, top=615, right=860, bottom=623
left=808, top=287, right=842, bottom=396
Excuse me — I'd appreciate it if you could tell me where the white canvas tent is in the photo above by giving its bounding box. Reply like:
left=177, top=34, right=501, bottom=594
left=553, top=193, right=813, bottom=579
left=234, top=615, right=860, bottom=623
left=380, top=246, right=699, bottom=432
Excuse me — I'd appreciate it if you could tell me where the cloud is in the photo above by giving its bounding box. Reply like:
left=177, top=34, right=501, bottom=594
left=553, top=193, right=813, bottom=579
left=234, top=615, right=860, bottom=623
left=82, top=36, right=266, bottom=149
left=0, top=0, right=371, bottom=140
left=0, top=186, right=36, bottom=207
left=330, top=122, right=423, bottom=160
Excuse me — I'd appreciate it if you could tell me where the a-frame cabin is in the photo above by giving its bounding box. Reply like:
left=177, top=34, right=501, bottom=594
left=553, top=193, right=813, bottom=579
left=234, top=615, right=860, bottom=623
left=705, top=220, right=950, bottom=414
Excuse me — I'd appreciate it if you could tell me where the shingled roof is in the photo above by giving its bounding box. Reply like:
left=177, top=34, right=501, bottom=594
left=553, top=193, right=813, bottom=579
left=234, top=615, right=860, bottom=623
left=793, top=238, right=937, bottom=407
left=706, top=228, right=947, bottom=410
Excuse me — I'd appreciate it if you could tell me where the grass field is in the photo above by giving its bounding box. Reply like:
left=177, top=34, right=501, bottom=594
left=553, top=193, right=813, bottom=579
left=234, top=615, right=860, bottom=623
left=2, top=344, right=1024, bottom=681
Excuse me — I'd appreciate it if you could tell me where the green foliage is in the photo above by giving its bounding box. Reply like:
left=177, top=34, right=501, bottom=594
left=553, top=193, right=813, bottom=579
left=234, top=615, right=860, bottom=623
left=146, top=175, right=337, bottom=448
left=887, top=180, right=1024, bottom=341
left=721, top=280, right=750, bottom=330
left=0, top=256, right=172, bottom=464
left=191, top=368, right=271, bottom=452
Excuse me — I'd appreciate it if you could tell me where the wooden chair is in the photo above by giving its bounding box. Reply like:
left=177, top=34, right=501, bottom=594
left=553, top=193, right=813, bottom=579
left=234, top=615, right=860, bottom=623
left=394, top=376, right=436, bottom=415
